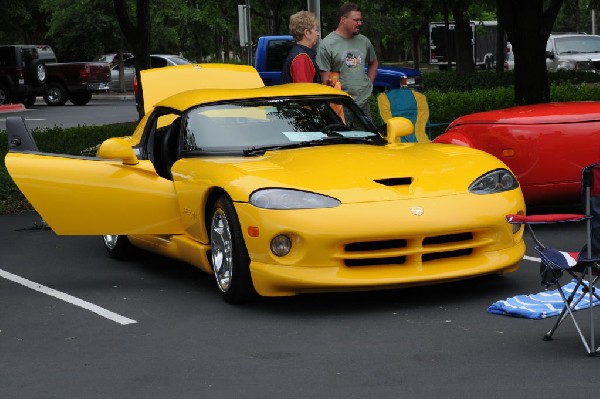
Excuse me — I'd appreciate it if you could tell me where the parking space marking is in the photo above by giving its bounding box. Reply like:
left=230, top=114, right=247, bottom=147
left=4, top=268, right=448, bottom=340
left=523, top=255, right=540, bottom=262
left=0, top=268, right=137, bottom=325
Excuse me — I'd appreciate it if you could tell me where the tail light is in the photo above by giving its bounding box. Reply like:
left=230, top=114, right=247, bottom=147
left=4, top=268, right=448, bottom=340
left=80, top=65, right=91, bottom=79
left=133, top=75, right=138, bottom=94
left=400, top=76, right=407, bottom=87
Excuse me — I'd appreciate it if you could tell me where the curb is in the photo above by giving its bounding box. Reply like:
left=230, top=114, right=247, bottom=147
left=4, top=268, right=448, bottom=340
left=0, top=104, right=25, bottom=113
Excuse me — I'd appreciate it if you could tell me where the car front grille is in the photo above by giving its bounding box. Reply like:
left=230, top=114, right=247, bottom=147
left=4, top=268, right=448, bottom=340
left=343, top=232, right=475, bottom=267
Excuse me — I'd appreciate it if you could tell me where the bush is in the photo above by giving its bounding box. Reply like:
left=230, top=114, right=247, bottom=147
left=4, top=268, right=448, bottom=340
left=423, top=69, right=600, bottom=92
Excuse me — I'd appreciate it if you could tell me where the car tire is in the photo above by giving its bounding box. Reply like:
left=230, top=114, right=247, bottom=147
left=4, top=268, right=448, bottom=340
left=23, top=96, right=36, bottom=108
left=210, top=195, right=257, bottom=304
left=0, top=83, right=13, bottom=105
left=69, top=91, right=92, bottom=106
left=103, top=235, right=135, bottom=259
left=44, top=82, right=68, bottom=106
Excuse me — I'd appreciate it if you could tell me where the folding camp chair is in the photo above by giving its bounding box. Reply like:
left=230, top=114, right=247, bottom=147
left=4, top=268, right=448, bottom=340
left=376, top=88, right=447, bottom=143
left=506, top=162, right=600, bottom=356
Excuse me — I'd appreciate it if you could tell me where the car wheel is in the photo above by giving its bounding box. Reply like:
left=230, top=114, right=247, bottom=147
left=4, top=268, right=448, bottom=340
left=23, top=96, right=36, bottom=108
left=44, top=82, right=68, bottom=106
left=103, top=235, right=135, bottom=259
left=69, top=91, right=92, bottom=106
left=210, top=195, right=256, bottom=303
left=0, top=83, right=13, bottom=105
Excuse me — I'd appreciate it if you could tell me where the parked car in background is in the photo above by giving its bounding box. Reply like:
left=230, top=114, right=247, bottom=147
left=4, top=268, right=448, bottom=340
left=0, top=45, right=46, bottom=107
left=37, top=45, right=111, bottom=106
left=111, top=54, right=192, bottom=91
left=433, top=101, right=600, bottom=205
left=546, top=33, right=600, bottom=72
left=94, top=52, right=133, bottom=66
left=5, top=64, right=525, bottom=303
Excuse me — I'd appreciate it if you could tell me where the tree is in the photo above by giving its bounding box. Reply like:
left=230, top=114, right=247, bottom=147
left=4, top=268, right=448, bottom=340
left=113, top=0, right=151, bottom=119
left=41, top=0, right=124, bottom=61
left=498, top=0, right=563, bottom=105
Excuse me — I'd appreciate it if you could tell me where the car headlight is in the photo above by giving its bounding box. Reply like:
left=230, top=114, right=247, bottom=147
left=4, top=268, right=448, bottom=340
left=469, top=169, right=519, bottom=195
left=250, top=188, right=341, bottom=209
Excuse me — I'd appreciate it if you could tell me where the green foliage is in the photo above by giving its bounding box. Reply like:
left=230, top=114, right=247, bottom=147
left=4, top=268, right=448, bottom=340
left=0, top=122, right=136, bottom=214
left=423, top=71, right=515, bottom=91
left=425, top=86, right=515, bottom=123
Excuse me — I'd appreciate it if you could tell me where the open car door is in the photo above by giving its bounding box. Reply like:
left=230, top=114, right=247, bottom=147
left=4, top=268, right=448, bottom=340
left=4, top=117, right=183, bottom=235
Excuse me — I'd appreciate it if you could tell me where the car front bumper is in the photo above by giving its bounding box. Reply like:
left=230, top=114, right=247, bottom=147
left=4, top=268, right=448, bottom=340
left=235, top=193, right=525, bottom=296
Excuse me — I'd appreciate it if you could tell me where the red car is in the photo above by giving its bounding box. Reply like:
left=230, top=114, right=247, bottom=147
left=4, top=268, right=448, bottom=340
left=433, top=102, right=600, bottom=205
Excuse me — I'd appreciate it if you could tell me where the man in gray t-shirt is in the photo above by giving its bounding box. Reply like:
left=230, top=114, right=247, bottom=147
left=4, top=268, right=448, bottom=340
left=316, top=2, right=379, bottom=118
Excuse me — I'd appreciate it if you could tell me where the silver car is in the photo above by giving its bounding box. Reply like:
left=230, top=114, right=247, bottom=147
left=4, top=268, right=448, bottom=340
left=110, top=54, right=192, bottom=91
left=546, top=33, right=600, bottom=72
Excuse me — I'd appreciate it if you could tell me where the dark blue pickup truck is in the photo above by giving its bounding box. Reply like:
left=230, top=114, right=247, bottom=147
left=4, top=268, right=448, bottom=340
left=255, top=35, right=423, bottom=92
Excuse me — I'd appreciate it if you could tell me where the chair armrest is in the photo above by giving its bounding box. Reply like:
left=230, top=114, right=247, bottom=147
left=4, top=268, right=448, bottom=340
left=506, top=214, right=588, bottom=224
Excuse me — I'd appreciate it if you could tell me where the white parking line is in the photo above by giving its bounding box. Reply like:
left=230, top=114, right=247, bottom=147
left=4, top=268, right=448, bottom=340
left=523, top=255, right=540, bottom=262
left=0, top=268, right=137, bottom=325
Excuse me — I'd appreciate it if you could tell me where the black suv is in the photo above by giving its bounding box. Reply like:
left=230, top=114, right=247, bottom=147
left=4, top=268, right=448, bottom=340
left=0, top=45, right=46, bottom=108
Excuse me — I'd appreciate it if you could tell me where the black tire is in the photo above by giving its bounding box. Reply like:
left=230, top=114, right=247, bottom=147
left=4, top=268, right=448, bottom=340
left=0, top=83, right=13, bottom=105
left=103, top=235, right=135, bottom=260
left=69, top=91, right=92, bottom=106
left=23, top=96, right=36, bottom=108
left=44, top=82, right=68, bottom=106
left=210, top=195, right=256, bottom=303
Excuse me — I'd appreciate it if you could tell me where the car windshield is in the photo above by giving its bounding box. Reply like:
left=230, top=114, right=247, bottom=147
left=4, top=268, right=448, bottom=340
left=181, top=97, right=383, bottom=155
left=167, top=55, right=192, bottom=65
left=555, top=36, right=600, bottom=54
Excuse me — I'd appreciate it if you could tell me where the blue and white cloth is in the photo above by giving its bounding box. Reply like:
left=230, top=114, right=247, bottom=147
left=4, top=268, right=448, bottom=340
left=488, top=280, right=600, bottom=319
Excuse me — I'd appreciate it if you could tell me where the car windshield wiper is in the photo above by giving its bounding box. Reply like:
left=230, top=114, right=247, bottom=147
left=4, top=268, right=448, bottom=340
left=242, top=136, right=382, bottom=156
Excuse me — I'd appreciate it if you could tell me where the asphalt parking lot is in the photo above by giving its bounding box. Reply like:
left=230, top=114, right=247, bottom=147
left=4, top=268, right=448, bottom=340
left=1, top=210, right=599, bottom=398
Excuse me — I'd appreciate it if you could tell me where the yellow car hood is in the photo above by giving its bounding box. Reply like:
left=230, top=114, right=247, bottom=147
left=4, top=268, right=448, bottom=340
left=176, top=143, right=510, bottom=203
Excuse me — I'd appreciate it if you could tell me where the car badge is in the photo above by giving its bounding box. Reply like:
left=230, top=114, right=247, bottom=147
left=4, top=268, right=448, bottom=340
left=409, top=206, right=424, bottom=216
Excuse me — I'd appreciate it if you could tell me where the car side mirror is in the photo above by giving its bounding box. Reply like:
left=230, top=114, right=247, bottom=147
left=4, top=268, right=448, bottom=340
left=546, top=51, right=554, bottom=59
left=386, top=117, right=415, bottom=144
left=97, top=138, right=139, bottom=165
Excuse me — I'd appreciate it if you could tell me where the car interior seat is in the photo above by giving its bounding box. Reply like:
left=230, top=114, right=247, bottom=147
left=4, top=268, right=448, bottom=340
left=157, top=117, right=181, bottom=180
left=376, top=88, right=447, bottom=143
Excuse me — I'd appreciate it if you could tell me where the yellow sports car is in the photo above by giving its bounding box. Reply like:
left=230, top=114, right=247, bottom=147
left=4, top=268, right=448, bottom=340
left=5, top=64, right=526, bottom=303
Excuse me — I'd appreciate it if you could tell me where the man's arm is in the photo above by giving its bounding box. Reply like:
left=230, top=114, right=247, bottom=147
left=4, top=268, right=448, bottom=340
left=320, top=71, right=331, bottom=85
left=367, top=59, right=379, bottom=83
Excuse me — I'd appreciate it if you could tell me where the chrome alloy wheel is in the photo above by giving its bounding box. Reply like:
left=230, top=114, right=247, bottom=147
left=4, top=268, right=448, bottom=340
left=211, top=207, right=233, bottom=293
left=103, top=235, right=119, bottom=250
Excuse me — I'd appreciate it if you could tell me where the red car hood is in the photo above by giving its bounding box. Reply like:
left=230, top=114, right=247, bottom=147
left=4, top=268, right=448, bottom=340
left=448, top=101, right=600, bottom=127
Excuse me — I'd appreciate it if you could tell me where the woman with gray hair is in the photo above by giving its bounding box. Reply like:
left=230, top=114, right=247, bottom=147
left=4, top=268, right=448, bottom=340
left=280, top=11, right=321, bottom=83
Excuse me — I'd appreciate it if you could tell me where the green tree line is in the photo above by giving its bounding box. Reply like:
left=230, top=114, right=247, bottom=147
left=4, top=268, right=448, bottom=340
left=1, top=0, right=599, bottom=105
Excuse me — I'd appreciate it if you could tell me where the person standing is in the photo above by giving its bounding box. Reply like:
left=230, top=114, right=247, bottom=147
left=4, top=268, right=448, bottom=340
left=280, top=11, right=321, bottom=84
left=316, top=2, right=379, bottom=118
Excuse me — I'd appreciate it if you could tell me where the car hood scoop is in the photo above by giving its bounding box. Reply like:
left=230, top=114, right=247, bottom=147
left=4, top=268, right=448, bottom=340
left=374, top=177, right=413, bottom=186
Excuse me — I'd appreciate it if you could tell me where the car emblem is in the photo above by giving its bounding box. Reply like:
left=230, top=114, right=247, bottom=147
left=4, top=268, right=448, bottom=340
left=409, top=206, right=424, bottom=216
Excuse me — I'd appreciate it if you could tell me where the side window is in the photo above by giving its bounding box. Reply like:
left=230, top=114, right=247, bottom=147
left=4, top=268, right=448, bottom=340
left=123, top=58, right=136, bottom=69
left=0, top=47, right=14, bottom=67
left=265, top=40, right=294, bottom=71
left=150, top=57, right=168, bottom=68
